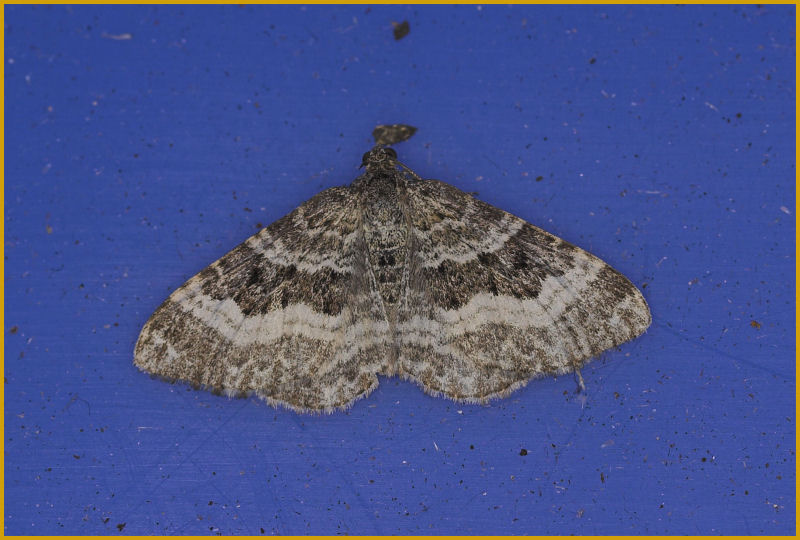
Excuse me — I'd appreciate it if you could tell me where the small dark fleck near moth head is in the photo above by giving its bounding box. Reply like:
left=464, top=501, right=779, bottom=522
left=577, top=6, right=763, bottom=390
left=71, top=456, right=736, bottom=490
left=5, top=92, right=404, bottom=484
left=361, top=146, right=398, bottom=174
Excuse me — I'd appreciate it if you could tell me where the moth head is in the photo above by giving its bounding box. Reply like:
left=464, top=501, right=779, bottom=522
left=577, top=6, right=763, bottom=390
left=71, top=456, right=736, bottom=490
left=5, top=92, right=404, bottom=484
left=360, top=146, right=398, bottom=171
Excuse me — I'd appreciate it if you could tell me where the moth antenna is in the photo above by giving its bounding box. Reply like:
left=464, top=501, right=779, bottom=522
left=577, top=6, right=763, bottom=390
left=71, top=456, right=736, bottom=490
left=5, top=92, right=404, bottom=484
left=395, top=159, right=423, bottom=182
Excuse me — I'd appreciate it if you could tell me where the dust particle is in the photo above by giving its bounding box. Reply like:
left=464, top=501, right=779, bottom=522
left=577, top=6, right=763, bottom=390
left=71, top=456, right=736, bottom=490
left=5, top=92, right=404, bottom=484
left=372, top=124, right=417, bottom=145
left=392, top=20, right=410, bottom=40
left=102, top=32, right=133, bottom=41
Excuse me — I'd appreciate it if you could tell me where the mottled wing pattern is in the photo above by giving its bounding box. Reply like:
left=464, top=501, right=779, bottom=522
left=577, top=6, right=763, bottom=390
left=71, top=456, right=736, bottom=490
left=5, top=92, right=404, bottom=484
left=134, top=186, right=391, bottom=412
left=397, top=179, right=651, bottom=402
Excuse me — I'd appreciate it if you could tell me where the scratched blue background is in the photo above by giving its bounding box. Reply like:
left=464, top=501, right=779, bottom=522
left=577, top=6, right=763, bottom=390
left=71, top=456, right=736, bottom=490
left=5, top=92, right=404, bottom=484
left=4, top=4, right=795, bottom=535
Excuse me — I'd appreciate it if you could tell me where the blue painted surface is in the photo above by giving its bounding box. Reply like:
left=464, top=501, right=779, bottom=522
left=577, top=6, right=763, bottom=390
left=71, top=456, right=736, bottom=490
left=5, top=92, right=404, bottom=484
left=4, top=4, right=795, bottom=535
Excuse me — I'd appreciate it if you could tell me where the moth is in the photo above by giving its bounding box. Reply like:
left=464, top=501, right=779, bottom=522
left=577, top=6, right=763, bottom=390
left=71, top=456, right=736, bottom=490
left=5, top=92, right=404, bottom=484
left=134, top=145, right=651, bottom=412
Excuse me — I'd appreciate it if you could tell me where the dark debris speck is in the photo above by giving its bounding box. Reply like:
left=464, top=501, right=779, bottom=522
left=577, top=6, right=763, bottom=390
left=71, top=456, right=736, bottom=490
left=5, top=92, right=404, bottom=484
left=393, top=20, right=410, bottom=40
